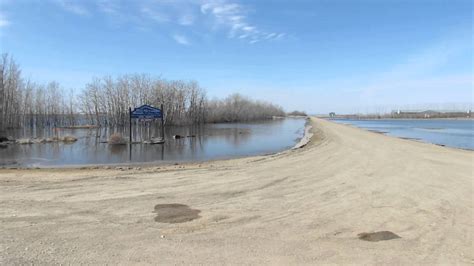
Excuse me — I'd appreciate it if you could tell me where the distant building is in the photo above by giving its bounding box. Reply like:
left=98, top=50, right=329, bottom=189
left=329, top=112, right=336, bottom=118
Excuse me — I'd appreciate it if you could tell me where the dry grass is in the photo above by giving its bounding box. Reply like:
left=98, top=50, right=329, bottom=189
left=108, top=133, right=127, bottom=145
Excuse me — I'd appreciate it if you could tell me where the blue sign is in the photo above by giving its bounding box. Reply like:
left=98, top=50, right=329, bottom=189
left=131, top=105, right=163, bottom=119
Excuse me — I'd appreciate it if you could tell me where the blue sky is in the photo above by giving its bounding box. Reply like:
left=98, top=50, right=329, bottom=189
left=0, top=0, right=472, bottom=113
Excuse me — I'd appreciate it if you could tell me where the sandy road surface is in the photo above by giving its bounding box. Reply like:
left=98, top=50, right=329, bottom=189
left=0, top=118, right=472, bottom=264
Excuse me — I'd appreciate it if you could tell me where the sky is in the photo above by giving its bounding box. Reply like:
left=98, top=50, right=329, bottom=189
left=0, top=0, right=472, bottom=114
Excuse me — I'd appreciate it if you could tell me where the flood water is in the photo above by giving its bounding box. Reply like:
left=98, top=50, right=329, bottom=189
left=332, top=119, right=474, bottom=150
left=0, top=118, right=306, bottom=167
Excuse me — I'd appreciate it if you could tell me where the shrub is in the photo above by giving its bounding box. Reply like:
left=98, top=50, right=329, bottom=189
left=62, top=136, right=78, bottom=143
left=287, top=110, right=307, bottom=116
left=109, top=133, right=127, bottom=145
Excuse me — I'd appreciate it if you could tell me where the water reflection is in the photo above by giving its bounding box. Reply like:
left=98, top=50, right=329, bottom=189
left=0, top=118, right=306, bottom=167
left=109, top=144, right=127, bottom=154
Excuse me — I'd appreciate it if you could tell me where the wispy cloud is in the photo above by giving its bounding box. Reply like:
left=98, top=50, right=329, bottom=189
left=178, top=13, right=195, bottom=26
left=352, top=32, right=473, bottom=107
left=98, top=0, right=120, bottom=15
left=200, top=0, right=284, bottom=44
left=53, top=0, right=90, bottom=16
left=49, top=0, right=284, bottom=44
left=173, top=33, right=190, bottom=45
left=0, top=13, right=10, bottom=27
left=140, top=6, right=170, bottom=23
left=139, top=1, right=195, bottom=25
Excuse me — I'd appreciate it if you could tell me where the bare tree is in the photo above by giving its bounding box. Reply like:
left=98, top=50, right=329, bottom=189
left=0, top=56, right=286, bottom=130
left=0, top=54, right=6, bottom=134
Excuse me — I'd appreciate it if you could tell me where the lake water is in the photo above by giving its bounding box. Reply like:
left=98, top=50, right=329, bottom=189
left=331, top=119, right=474, bottom=150
left=0, top=118, right=306, bottom=167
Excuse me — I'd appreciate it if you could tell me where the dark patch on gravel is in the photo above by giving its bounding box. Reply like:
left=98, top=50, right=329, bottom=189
left=358, top=231, right=401, bottom=242
left=154, top=204, right=201, bottom=223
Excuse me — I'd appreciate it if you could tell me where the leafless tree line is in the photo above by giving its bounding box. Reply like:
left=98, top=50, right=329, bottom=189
left=206, top=94, right=285, bottom=122
left=0, top=54, right=77, bottom=131
left=0, top=54, right=285, bottom=132
left=78, top=75, right=209, bottom=126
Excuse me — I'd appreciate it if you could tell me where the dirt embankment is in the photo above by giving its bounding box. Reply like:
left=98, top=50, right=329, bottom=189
left=0, top=118, right=472, bottom=265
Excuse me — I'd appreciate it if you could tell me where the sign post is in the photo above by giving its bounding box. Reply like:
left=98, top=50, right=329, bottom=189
left=161, top=104, right=165, bottom=140
left=130, top=104, right=165, bottom=143
left=129, top=107, right=132, bottom=161
left=129, top=107, right=132, bottom=143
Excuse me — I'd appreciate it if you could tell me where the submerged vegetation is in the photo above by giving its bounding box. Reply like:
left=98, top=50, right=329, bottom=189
left=0, top=54, right=285, bottom=131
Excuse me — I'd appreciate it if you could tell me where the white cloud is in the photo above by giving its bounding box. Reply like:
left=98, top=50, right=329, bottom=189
left=0, top=13, right=10, bottom=27
left=200, top=0, right=284, bottom=44
left=98, top=0, right=120, bottom=15
left=178, top=13, right=195, bottom=26
left=359, top=34, right=471, bottom=104
left=49, top=0, right=284, bottom=44
left=53, top=0, right=90, bottom=16
left=141, top=6, right=170, bottom=23
left=172, top=34, right=190, bottom=45
left=139, top=1, right=195, bottom=25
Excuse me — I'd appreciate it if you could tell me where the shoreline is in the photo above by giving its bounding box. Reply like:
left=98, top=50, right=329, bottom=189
left=292, top=118, right=313, bottom=149
left=1, top=117, right=471, bottom=170
left=1, top=118, right=312, bottom=170
left=329, top=118, right=474, bottom=151
left=325, top=117, right=473, bottom=120
left=4, top=116, right=470, bottom=169
left=0, top=117, right=472, bottom=264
